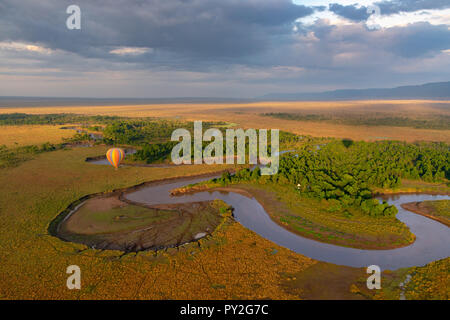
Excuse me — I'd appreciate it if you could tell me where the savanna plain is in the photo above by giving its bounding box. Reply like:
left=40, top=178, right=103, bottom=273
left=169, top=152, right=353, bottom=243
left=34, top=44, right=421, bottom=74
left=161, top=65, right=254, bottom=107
left=0, top=100, right=449, bottom=300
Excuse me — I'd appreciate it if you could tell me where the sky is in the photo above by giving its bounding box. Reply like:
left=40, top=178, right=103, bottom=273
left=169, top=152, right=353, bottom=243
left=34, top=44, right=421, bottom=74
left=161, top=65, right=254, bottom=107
left=0, top=0, right=449, bottom=98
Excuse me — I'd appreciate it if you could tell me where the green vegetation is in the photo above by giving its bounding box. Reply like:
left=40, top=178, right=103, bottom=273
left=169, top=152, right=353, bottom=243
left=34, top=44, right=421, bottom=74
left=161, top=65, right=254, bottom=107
left=131, top=136, right=291, bottom=164
left=0, top=114, right=296, bottom=166
left=0, top=129, right=98, bottom=168
left=250, top=183, right=414, bottom=249
left=103, top=117, right=300, bottom=146
left=0, top=113, right=448, bottom=299
left=102, top=119, right=243, bottom=163
left=0, top=114, right=189, bottom=165
left=201, top=138, right=449, bottom=218
left=3, top=145, right=306, bottom=299
left=102, top=119, right=237, bottom=145
left=1, top=113, right=306, bottom=165
left=0, top=113, right=123, bottom=125
left=179, top=178, right=415, bottom=249
left=262, top=112, right=450, bottom=130
left=0, top=143, right=64, bottom=168
left=275, top=139, right=448, bottom=216
left=102, top=120, right=187, bottom=145
left=131, top=141, right=177, bottom=163
left=178, top=135, right=449, bottom=247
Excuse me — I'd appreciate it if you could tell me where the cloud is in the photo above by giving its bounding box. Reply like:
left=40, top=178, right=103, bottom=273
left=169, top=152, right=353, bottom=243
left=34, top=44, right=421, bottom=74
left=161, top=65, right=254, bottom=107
left=292, top=20, right=450, bottom=61
left=0, top=1, right=449, bottom=97
left=328, top=3, right=371, bottom=22
left=386, top=22, right=450, bottom=57
left=0, top=41, right=54, bottom=54
left=375, top=0, right=450, bottom=15
left=328, top=1, right=450, bottom=22
left=0, top=0, right=315, bottom=65
left=110, top=47, right=152, bottom=56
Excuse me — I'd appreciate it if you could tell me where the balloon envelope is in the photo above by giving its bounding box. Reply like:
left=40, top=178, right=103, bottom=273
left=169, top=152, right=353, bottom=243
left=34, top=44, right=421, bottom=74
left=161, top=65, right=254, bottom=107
left=106, top=148, right=125, bottom=169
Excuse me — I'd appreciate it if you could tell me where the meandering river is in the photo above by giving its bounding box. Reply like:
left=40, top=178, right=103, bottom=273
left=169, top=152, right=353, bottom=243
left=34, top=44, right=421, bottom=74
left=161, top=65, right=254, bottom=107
left=124, top=175, right=449, bottom=270
left=88, top=153, right=449, bottom=270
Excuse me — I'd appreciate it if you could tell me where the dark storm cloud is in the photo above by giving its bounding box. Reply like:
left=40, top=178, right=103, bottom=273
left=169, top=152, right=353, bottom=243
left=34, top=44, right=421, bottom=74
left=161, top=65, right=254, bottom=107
left=329, top=0, right=450, bottom=22
left=387, top=22, right=450, bottom=57
left=0, top=0, right=449, bottom=97
left=375, top=0, right=450, bottom=15
left=328, top=3, right=371, bottom=22
left=0, top=0, right=314, bottom=64
left=297, top=20, right=450, bottom=60
left=1, top=0, right=448, bottom=67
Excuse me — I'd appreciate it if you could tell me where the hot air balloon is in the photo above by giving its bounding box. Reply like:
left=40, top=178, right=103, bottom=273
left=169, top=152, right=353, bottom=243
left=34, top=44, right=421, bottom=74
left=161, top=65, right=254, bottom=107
left=106, top=148, right=125, bottom=169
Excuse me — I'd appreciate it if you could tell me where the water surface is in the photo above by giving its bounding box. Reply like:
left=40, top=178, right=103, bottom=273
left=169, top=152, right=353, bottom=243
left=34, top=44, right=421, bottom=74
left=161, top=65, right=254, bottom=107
left=125, top=177, right=450, bottom=270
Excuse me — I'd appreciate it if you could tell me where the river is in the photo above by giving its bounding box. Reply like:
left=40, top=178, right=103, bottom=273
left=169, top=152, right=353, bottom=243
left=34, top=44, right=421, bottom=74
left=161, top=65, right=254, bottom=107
left=124, top=175, right=449, bottom=270
left=87, top=151, right=449, bottom=270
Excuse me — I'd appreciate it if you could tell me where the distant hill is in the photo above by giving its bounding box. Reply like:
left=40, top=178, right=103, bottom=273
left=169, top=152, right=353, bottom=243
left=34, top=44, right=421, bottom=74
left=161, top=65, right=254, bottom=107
left=261, top=81, right=450, bottom=101
left=2, top=81, right=449, bottom=106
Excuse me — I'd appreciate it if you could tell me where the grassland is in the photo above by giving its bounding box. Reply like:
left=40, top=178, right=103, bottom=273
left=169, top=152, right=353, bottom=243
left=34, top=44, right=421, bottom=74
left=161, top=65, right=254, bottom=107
left=58, top=194, right=230, bottom=252
left=1, top=100, right=449, bottom=142
left=0, top=125, right=76, bottom=147
left=262, top=112, right=450, bottom=130
left=63, top=197, right=177, bottom=235
left=5, top=143, right=439, bottom=300
left=0, top=114, right=448, bottom=300
left=0, top=146, right=319, bottom=299
left=375, top=257, right=450, bottom=300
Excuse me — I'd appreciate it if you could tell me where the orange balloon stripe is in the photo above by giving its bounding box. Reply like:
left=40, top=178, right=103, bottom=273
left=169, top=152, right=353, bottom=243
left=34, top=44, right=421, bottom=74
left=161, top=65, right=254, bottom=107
left=119, top=149, right=124, bottom=162
left=106, top=148, right=124, bottom=168
left=106, top=149, right=113, bottom=165
left=113, top=149, right=120, bottom=168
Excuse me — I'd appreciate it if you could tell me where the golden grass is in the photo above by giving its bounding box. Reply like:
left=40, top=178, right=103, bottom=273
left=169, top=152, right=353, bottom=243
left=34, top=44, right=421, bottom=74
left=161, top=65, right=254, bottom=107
left=0, top=143, right=447, bottom=299
left=375, top=257, right=450, bottom=300
left=400, top=258, right=450, bottom=300
left=0, top=146, right=316, bottom=299
left=0, top=125, right=76, bottom=147
left=1, top=100, right=448, bottom=142
left=0, top=116, right=448, bottom=299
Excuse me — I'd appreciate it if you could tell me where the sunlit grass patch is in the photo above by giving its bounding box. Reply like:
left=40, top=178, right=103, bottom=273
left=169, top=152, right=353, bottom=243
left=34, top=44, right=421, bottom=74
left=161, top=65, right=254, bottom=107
left=0, top=145, right=316, bottom=299
left=0, top=125, right=75, bottom=147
